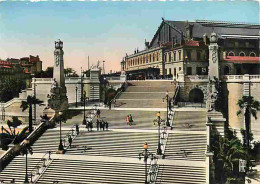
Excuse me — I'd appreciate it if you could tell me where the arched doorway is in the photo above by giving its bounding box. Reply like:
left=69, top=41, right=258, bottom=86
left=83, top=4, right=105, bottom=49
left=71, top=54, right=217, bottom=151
left=189, top=88, right=204, bottom=103
left=223, top=66, right=230, bottom=75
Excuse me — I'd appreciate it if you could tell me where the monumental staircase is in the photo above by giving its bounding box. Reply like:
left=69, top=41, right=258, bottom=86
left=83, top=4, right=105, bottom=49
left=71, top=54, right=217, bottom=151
left=115, top=81, right=175, bottom=108
left=0, top=81, right=210, bottom=183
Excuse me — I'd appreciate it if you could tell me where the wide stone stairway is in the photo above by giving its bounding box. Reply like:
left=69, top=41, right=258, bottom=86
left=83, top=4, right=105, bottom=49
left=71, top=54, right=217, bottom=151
left=0, top=156, right=40, bottom=183
left=156, top=164, right=206, bottom=184
left=164, top=132, right=207, bottom=161
left=115, top=81, right=175, bottom=108
left=0, top=81, right=210, bottom=183
left=66, top=130, right=158, bottom=157
left=37, top=159, right=145, bottom=184
left=172, top=110, right=207, bottom=131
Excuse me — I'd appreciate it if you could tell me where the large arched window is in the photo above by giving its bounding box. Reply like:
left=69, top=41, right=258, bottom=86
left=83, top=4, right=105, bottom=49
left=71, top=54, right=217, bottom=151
left=249, top=52, right=256, bottom=57
left=157, top=52, right=159, bottom=61
left=239, top=52, right=246, bottom=57
left=228, top=51, right=235, bottom=56
left=223, top=65, right=230, bottom=75
left=169, top=52, right=172, bottom=62
left=149, top=54, right=151, bottom=63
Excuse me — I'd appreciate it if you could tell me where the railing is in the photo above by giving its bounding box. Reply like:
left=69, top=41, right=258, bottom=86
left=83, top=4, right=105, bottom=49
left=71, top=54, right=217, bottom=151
left=177, top=102, right=206, bottom=108
left=106, top=76, right=121, bottom=81
left=0, top=121, right=47, bottom=171
left=223, top=75, right=260, bottom=82
left=172, top=85, right=180, bottom=106
left=148, top=158, right=159, bottom=184
left=110, top=82, right=126, bottom=108
left=185, top=75, right=209, bottom=81
left=63, top=125, right=79, bottom=149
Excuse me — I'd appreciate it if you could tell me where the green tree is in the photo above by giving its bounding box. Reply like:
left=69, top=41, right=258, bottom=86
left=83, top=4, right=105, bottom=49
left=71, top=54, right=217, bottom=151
left=20, top=96, right=43, bottom=133
left=211, top=129, right=245, bottom=183
left=64, top=68, right=78, bottom=77
left=237, top=96, right=260, bottom=148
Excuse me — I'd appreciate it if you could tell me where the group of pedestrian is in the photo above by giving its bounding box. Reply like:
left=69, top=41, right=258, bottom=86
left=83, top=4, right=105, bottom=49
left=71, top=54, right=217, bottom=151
left=126, top=114, right=134, bottom=126
left=96, top=119, right=108, bottom=131
left=85, top=121, right=94, bottom=131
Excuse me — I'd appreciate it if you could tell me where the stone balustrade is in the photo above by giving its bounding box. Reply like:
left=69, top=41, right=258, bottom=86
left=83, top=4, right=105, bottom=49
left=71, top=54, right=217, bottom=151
left=223, top=74, right=260, bottom=82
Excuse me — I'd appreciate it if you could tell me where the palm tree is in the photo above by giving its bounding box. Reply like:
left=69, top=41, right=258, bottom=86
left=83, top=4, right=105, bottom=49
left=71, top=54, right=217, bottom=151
left=7, top=116, right=22, bottom=135
left=20, top=96, right=43, bottom=133
left=212, top=135, right=245, bottom=183
left=237, top=96, right=260, bottom=148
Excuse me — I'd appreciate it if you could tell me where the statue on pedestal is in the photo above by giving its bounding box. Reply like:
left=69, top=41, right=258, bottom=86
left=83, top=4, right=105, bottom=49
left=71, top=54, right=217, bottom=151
left=48, top=40, right=68, bottom=113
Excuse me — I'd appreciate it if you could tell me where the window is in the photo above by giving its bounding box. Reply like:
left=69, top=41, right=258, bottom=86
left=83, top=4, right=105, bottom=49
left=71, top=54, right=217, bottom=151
left=179, top=67, right=181, bottom=71
left=169, top=52, right=172, bottom=62
left=187, top=67, right=192, bottom=75
left=228, top=51, right=235, bottom=56
left=174, top=68, right=177, bottom=76
left=153, top=53, right=155, bottom=62
left=164, top=54, right=167, bottom=62
left=157, top=52, right=159, bottom=61
left=223, top=66, right=230, bottom=75
left=169, top=68, right=172, bottom=75
left=239, top=52, right=245, bottom=57
left=196, top=67, right=202, bottom=75
left=178, top=51, right=181, bottom=60
left=149, top=55, right=151, bottom=63
left=186, top=50, right=191, bottom=60
left=249, top=52, right=256, bottom=57
left=173, top=52, right=176, bottom=61
left=197, top=51, right=201, bottom=60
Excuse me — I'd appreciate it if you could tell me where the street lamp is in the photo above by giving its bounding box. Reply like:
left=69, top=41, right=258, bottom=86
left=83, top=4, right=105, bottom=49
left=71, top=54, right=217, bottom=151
left=21, top=138, right=33, bottom=183
left=157, top=119, right=162, bottom=155
left=82, top=91, right=86, bottom=125
left=163, top=91, right=170, bottom=127
left=75, top=86, right=78, bottom=108
left=139, top=142, right=156, bottom=184
left=103, top=60, right=105, bottom=75
left=58, top=111, right=64, bottom=151
left=184, top=56, right=189, bottom=75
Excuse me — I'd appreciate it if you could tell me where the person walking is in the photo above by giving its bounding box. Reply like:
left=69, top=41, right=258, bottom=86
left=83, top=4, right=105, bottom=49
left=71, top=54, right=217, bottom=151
left=100, top=120, right=103, bottom=130
left=76, top=124, right=79, bottom=135
left=86, top=121, right=89, bottom=131
left=155, top=111, right=161, bottom=126
left=90, top=121, right=93, bottom=131
left=68, top=136, right=72, bottom=148
left=96, top=119, right=100, bottom=131
left=126, top=115, right=130, bottom=126
left=102, top=120, right=105, bottom=131
left=105, top=121, right=108, bottom=130
left=96, top=109, right=101, bottom=118
left=129, top=114, right=133, bottom=126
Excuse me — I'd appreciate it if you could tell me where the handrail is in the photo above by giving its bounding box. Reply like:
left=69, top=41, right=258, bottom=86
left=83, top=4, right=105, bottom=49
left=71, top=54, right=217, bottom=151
left=0, top=121, right=47, bottom=171
left=30, top=152, right=48, bottom=179
left=110, top=82, right=126, bottom=105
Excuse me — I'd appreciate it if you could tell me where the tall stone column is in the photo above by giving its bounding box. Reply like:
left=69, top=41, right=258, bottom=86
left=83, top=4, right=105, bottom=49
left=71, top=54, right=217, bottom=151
left=48, top=40, right=68, bottom=113
left=208, top=33, right=219, bottom=80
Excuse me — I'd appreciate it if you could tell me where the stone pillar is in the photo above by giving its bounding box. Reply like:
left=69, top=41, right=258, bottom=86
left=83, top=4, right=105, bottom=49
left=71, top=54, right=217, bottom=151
left=208, top=33, right=219, bottom=80
left=90, top=67, right=100, bottom=101
left=48, top=40, right=68, bottom=113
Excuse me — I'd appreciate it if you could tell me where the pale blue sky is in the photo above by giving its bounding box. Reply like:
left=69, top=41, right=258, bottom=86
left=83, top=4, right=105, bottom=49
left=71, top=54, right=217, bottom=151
left=0, top=1, right=259, bottom=73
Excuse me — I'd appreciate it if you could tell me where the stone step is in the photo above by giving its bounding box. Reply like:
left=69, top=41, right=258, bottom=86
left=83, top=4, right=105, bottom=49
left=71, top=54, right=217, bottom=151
left=156, top=165, right=206, bottom=184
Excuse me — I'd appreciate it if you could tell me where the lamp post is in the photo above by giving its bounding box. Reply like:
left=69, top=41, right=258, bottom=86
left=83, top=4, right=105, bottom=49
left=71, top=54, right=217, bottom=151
left=184, top=56, right=189, bottom=75
left=1, top=126, right=3, bottom=150
left=157, top=119, right=162, bottom=155
left=58, top=111, right=64, bottom=151
left=75, top=86, right=78, bottom=108
left=139, top=142, right=156, bottom=184
left=163, top=91, right=170, bottom=127
left=22, top=139, right=33, bottom=183
left=82, top=91, right=86, bottom=125
left=103, top=60, right=105, bottom=75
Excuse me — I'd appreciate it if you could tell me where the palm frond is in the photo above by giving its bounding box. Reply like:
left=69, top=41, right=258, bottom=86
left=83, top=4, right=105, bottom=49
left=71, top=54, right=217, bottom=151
left=20, top=100, right=29, bottom=111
